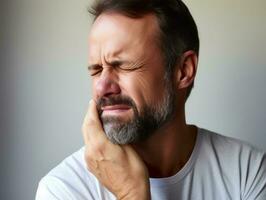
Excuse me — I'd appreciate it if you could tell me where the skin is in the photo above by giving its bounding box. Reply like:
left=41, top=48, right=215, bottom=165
left=82, top=12, right=198, bottom=199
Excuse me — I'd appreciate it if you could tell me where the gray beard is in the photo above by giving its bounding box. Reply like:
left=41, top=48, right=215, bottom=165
left=101, top=83, right=176, bottom=145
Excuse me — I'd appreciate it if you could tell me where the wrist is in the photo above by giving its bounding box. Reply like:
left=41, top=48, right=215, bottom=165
left=117, top=181, right=151, bottom=200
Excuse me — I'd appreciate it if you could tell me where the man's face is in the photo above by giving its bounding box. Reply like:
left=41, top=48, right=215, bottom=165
left=88, top=13, right=176, bottom=144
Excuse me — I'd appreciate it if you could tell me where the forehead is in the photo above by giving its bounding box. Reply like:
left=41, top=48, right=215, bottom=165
left=88, top=12, right=160, bottom=61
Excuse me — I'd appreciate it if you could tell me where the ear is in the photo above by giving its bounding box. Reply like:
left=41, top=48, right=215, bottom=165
left=176, top=50, right=198, bottom=90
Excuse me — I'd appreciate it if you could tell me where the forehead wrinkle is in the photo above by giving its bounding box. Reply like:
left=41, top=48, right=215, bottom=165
left=89, top=41, right=127, bottom=67
left=103, top=46, right=124, bottom=64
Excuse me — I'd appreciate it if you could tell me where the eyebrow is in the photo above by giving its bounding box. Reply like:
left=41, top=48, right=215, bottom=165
left=87, top=60, right=130, bottom=70
left=87, top=64, right=101, bottom=71
left=106, top=60, right=126, bottom=66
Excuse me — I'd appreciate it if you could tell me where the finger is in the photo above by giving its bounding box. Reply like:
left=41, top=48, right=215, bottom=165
left=82, top=99, right=105, bottom=144
left=87, top=99, right=102, bottom=128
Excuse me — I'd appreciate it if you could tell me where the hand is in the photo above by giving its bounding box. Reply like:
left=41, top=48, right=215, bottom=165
left=82, top=100, right=150, bottom=200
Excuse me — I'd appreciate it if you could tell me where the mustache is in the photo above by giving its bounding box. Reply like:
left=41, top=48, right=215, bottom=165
left=96, top=95, right=136, bottom=115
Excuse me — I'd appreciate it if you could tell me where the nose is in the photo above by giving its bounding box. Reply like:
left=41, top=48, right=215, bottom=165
left=94, top=68, right=121, bottom=98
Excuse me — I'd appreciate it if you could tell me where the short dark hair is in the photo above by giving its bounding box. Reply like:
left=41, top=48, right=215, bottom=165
left=89, top=0, right=199, bottom=100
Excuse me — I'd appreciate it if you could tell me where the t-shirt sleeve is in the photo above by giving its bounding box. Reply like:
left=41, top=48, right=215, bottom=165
left=35, top=177, right=60, bottom=200
left=242, top=151, right=266, bottom=200
left=35, top=147, right=116, bottom=200
left=35, top=176, right=95, bottom=200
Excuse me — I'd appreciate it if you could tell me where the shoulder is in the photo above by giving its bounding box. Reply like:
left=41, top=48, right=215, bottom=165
left=36, top=147, right=114, bottom=200
left=198, top=128, right=266, bottom=199
left=199, top=128, right=265, bottom=165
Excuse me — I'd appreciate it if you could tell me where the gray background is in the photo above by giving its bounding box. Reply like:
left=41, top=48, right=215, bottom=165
left=1, top=0, right=265, bottom=199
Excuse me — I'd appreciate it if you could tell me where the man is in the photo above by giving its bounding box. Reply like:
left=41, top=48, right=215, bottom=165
left=36, top=0, right=266, bottom=199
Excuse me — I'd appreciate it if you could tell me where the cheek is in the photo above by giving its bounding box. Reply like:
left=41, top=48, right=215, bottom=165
left=119, top=72, right=165, bottom=108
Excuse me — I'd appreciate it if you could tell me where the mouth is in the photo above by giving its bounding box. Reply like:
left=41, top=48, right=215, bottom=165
left=101, top=104, right=132, bottom=116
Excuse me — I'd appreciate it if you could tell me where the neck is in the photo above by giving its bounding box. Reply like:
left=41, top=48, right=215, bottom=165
left=132, top=110, right=198, bottom=178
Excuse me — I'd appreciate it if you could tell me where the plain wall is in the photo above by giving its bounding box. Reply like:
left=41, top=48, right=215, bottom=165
left=1, top=0, right=265, bottom=199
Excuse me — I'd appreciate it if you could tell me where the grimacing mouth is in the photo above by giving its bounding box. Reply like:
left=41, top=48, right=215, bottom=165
left=96, top=95, right=136, bottom=117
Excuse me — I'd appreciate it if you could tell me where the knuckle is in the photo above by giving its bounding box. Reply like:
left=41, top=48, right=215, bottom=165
left=93, top=140, right=107, bottom=153
left=85, top=147, right=94, bottom=160
left=86, top=117, right=95, bottom=127
left=82, top=118, right=95, bottom=131
left=87, top=159, right=95, bottom=169
left=86, top=159, right=96, bottom=172
left=84, top=149, right=99, bottom=171
left=85, top=142, right=106, bottom=160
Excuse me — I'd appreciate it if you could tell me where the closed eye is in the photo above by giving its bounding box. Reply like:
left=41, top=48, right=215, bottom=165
left=88, top=64, right=103, bottom=76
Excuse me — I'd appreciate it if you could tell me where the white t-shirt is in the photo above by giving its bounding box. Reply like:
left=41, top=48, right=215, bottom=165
left=36, top=128, right=266, bottom=200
